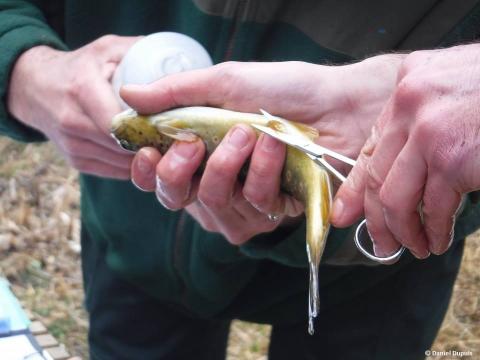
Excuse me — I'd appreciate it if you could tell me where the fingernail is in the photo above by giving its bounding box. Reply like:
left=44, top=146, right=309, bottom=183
left=261, top=134, right=280, bottom=152
left=131, top=178, right=148, bottom=192
left=228, top=127, right=249, bottom=149
left=155, top=175, right=176, bottom=210
left=411, top=248, right=430, bottom=259
left=172, top=141, right=199, bottom=163
left=137, top=154, right=153, bottom=176
left=331, top=198, right=344, bottom=223
left=183, top=181, right=192, bottom=202
left=373, top=244, right=385, bottom=257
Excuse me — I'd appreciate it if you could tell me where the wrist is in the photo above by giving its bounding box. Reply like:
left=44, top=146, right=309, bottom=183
left=350, top=53, right=405, bottom=91
left=7, top=46, right=61, bottom=127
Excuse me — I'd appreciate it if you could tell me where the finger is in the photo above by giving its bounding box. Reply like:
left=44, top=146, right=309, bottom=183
left=422, top=174, right=462, bottom=255
left=203, top=185, right=267, bottom=245
left=233, top=185, right=280, bottom=226
left=198, top=125, right=256, bottom=209
left=330, top=130, right=378, bottom=227
left=58, top=110, right=127, bottom=154
left=379, top=141, right=429, bottom=258
left=363, top=135, right=408, bottom=257
left=243, top=133, right=286, bottom=214
left=58, top=137, right=133, bottom=169
left=71, top=158, right=131, bottom=180
left=331, top=98, right=396, bottom=227
left=185, top=201, right=219, bottom=233
left=155, top=140, right=204, bottom=210
left=355, top=98, right=412, bottom=257
left=120, top=65, right=224, bottom=113
left=78, top=77, right=123, bottom=136
left=131, top=147, right=162, bottom=191
left=65, top=126, right=127, bottom=154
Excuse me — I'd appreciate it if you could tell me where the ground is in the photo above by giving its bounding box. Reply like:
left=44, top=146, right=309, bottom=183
left=0, top=138, right=478, bottom=359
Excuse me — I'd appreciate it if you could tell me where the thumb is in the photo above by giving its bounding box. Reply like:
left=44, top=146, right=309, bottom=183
left=330, top=139, right=374, bottom=227
left=120, top=66, right=222, bottom=114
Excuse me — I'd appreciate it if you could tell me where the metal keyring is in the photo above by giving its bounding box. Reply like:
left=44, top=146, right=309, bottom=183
left=354, top=219, right=405, bottom=264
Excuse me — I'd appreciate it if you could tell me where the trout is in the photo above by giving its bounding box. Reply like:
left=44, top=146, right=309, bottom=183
left=111, top=106, right=332, bottom=334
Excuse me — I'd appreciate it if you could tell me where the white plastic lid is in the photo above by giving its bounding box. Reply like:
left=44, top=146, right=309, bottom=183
left=112, top=32, right=213, bottom=109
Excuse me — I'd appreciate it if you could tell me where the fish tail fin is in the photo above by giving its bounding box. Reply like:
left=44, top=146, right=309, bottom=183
left=305, top=165, right=332, bottom=335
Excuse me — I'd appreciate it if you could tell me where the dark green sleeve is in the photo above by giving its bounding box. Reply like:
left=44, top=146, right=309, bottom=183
left=239, top=219, right=350, bottom=268
left=0, top=0, right=67, bottom=142
left=241, top=190, right=480, bottom=268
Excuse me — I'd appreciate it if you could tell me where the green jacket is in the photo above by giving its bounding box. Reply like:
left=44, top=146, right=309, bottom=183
left=2, top=0, right=480, bottom=324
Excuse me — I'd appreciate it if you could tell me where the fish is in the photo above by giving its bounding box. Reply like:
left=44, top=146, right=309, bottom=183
left=111, top=106, right=332, bottom=334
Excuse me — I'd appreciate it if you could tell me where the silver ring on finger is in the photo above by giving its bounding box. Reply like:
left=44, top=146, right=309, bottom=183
left=267, top=213, right=281, bottom=222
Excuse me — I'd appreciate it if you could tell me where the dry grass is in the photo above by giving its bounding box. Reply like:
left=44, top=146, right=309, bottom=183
left=0, top=138, right=478, bottom=359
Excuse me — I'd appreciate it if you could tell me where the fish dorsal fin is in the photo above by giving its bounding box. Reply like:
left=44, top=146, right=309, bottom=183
left=156, top=124, right=199, bottom=142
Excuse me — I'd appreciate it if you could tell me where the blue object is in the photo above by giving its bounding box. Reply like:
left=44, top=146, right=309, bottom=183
left=0, top=278, right=30, bottom=334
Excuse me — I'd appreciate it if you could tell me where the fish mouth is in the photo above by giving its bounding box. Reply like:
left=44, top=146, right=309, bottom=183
left=110, top=133, right=138, bottom=153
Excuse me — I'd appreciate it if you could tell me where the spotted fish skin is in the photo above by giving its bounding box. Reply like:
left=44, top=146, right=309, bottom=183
left=111, top=106, right=332, bottom=333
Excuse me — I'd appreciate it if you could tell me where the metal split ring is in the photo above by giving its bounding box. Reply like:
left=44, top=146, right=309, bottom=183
left=354, top=219, right=405, bottom=264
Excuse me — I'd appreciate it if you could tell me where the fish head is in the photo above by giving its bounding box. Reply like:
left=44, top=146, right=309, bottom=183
left=111, top=109, right=176, bottom=154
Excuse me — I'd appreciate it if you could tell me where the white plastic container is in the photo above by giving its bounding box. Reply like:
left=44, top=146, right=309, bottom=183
left=112, top=32, right=213, bottom=108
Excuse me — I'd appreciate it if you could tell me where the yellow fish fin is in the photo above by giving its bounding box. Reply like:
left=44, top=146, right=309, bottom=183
left=267, top=120, right=318, bottom=140
left=156, top=124, right=199, bottom=142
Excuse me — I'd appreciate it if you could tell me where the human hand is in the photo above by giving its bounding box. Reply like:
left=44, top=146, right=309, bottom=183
left=123, top=57, right=402, bottom=244
left=331, top=44, right=480, bottom=258
left=7, top=35, right=139, bottom=179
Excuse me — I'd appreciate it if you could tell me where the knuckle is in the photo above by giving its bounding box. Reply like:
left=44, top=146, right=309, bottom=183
left=250, top=159, right=274, bottom=179
left=216, top=61, right=240, bottom=78
left=243, top=189, right=269, bottom=211
left=413, top=115, right=439, bottom=140
left=197, top=191, right=229, bottom=209
left=379, top=192, right=398, bottom=216
left=366, top=165, right=383, bottom=192
left=397, top=51, right=424, bottom=80
left=92, top=34, right=118, bottom=51
left=207, top=154, right=239, bottom=180
left=215, top=62, right=243, bottom=102
left=66, top=75, right=85, bottom=99
left=394, top=77, right=424, bottom=108
left=413, top=116, right=459, bottom=174
left=57, top=110, right=77, bottom=132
